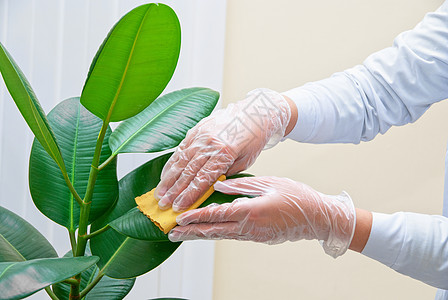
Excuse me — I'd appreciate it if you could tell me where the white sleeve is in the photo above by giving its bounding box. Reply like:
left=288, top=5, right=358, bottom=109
left=283, top=1, right=448, bottom=144
left=361, top=212, right=448, bottom=289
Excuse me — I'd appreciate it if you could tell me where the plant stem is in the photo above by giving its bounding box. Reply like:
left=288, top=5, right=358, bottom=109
left=62, top=172, right=83, bottom=206
left=71, top=121, right=109, bottom=300
left=75, top=121, right=109, bottom=258
left=79, top=272, right=105, bottom=298
left=84, top=224, right=111, bottom=239
left=69, top=279, right=81, bottom=300
left=69, top=230, right=77, bottom=254
left=75, top=205, right=90, bottom=257
left=45, top=287, right=60, bottom=300
left=98, top=153, right=116, bottom=171
left=64, top=278, right=79, bottom=285
left=84, top=267, right=97, bottom=289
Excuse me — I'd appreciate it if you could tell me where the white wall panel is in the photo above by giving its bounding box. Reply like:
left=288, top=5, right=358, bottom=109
left=0, top=1, right=227, bottom=299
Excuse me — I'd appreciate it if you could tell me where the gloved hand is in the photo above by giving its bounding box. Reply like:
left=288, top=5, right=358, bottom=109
left=169, top=176, right=356, bottom=258
left=156, top=88, right=291, bottom=212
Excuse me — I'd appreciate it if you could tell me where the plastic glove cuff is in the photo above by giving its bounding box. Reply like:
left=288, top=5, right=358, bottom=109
left=244, top=88, right=292, bottom=150
left=321, top=191, right=356, bottom=258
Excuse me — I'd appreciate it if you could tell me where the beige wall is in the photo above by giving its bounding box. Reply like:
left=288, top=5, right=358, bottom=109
left=214, top=0, right=448, bottom=299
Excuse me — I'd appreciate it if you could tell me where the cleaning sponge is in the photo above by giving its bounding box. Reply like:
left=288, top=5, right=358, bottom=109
left=135, top=175, right=226, bottom=234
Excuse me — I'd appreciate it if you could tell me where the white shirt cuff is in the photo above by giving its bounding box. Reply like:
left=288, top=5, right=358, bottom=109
left=282, top=88, right=317, bottom=142
left=362, top=211, right=448, bottom=290
left=361, top=212, right=406, bottom=267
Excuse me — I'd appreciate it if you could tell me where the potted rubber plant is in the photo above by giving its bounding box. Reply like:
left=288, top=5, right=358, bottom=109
left=0, top=3, right=244, bottom=299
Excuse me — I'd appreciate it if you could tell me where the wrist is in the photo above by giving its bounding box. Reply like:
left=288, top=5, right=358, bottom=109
left=245, top=88, right=292, bottom=149
left=349, top=208, right=373, bottom=252
left=282, top=95, right=298, bottom=136
left=281, top=88, right=317, bottom=143
left=321, top=191, right=356, bottom=258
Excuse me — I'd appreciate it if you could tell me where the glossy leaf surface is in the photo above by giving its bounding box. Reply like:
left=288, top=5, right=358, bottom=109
left=0, top=42, right=65, bottom=172
left=81, top=3, right=181, bottom=122
left=91, top=153, right=180, bottom=279
left=29, top=98, right=118, bottom=229
left=110, top=174, right=252, bottom=241
left=53, top=246, right=135, bottom=300
left=110, top=207, right=168, bottom=241
left=0, top=206, right=57, bottom=262
left=109, top=88, right=219, bottom=154
left=0, top=256, right=98, bottom=300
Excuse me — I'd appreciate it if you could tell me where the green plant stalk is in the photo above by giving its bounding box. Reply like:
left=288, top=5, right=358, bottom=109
left=79, top=271, right=105, bottom=298
left=45, top=287, right=60, bottom=300
left=70, top=121, right=109, bottom=300
left=62, top=172, right=83, bottom=206
left=76, top=204, right=91, bottom=258
left=98, top=154, right=116, bottom=171
left=69, top=279, right=81, bottom=300
left=67, top=267, right=81, bottom=300
left=64, top=278, right=79, bottom=285
left=69, top=229, right=77, bottom=254
left=84, top=224, right=111, bottom=239
left=83, top=267, right=97, bottom=291
left=76, top=120, right=109, bottom=257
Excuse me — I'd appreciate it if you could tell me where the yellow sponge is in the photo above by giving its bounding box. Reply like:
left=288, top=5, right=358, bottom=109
left=135, top=175, right=226, bottom=234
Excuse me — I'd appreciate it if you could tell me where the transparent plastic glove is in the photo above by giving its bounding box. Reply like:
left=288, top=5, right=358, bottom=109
left=169, top=176, right=356, bottom=258
left=156, top=88, right=291, bottom=212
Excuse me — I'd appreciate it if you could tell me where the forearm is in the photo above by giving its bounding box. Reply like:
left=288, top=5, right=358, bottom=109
left=347, top=208, right=448, bottom=289
left=282, top=2, right=448, bottom=144
left=359, top=211, right=448, bottom=289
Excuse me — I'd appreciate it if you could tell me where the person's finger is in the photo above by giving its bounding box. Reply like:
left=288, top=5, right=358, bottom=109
left=159, top=125, right=199, bottom=175
left=158, top=152, right=211, bottom=209
left=159, top=134, right=230, bottom=209
left=156, top=153, right=181, bottom=198
left=176, top=198, right=250, bottom=225
left=213, top=176, right=274, bottom=196
left=226, top=148, right=261, bottom=176
left=172, top=153, right=235, bottom=212
left=168, top=222, right=243, bottom=242
left=226, top=157, right=246, bottom=177
left=156, top=150, right=192, bottom=201
left=156, top=122, right=207, bottom=198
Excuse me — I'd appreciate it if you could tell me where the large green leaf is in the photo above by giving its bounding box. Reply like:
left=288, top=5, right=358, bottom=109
left=110, top=174, right=253, bottom=241
left=0, top=206, right=57, bottom=262
left=0, top=256, right=98, bottom=300
left=53, top=246, right=135, bottom=300
left=110, top=207, right=168, bottom=242
left=0, top=42, right=65, bottom=172
left=29, top=98, right=118, bottom=229
left=81, top=3, right=181, bottom=122
left=109, top=88, right=219, bottom=155
left=90, top=153, right=180, bottom=279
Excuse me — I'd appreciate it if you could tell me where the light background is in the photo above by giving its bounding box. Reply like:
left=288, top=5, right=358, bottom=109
left=1, top=1, right=447, bottom=299
left=212, top=0, right=448, bottom=299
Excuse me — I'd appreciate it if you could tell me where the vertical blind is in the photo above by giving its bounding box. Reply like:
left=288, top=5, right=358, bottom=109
left=0, top=0, right=227, bottom=299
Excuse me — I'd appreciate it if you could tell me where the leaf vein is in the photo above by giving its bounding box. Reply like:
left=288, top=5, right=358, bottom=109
left=105, top=5, right=153, bottom=122
left=114, top=89, right=210, bottom=154
left=0, top=234, right=26, bottom=261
